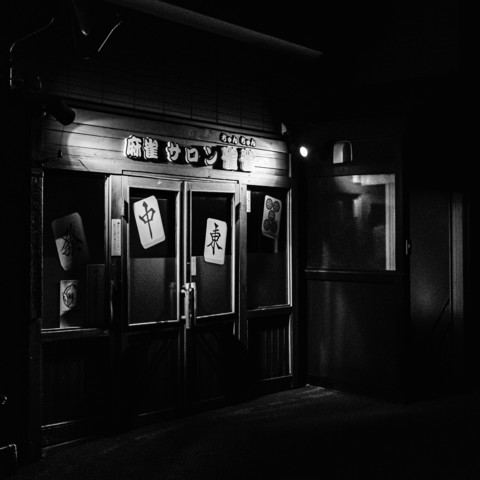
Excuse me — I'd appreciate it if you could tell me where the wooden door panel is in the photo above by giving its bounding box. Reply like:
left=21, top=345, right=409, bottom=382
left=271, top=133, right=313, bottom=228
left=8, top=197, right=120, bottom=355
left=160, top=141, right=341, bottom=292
left=125, top=330, right=182, bottom=418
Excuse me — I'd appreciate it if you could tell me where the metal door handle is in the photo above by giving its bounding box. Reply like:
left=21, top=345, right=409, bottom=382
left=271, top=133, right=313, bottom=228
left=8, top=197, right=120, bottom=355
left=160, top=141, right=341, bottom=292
left=190, top=282, right=196, bottom=327
left=181, top=282, right=196, bottom=329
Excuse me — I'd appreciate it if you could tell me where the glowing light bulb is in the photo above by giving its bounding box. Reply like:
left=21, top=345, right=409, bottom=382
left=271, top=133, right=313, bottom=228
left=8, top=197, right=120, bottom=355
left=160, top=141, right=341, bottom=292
left=299, top=146, right=309, bottom=157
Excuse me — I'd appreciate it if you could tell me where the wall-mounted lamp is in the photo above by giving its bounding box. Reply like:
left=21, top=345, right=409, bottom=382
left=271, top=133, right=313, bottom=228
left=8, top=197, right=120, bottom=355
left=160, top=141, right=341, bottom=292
left=43, top=95, right=76, bottom=126
left=10, top=72, right=76, bottom=126
left=299, top=146, right=309, bottom=158
left=281, top=123, right=310, bottom=158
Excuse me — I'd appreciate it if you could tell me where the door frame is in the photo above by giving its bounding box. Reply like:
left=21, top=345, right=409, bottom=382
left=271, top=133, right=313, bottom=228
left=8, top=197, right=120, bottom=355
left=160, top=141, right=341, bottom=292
left=115, top=173, right=241, bottom=418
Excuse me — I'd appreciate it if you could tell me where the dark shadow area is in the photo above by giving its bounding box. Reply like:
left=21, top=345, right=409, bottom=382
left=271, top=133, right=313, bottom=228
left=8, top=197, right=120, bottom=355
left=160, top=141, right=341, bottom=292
left=218, top=325, right=256, bottom=404
left=6, top=385, right=480, bottom=480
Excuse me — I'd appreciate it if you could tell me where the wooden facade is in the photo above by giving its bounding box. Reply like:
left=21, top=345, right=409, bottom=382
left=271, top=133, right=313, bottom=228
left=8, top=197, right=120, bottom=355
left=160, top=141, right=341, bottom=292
left=1, top=9, right=302, bottom=461
left=32, top=107, right=295, bottom=450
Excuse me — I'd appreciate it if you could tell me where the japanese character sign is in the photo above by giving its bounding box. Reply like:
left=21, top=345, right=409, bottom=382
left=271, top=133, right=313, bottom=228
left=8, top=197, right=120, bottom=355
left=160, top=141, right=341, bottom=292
left=123, top=133, right=258, bottom=171
left=204, top=218, right=227, bottom=265
left=238, top=148, right=256, bottom=172
left=165, top=141, right=183, bottom=162
left=143, top=137, right=159, bottom=161
left=52, top=212, right=90, bottom=271
left=133, top=195, right=166, bottom=249
left=202, top=146, right=218, bottom=166
left=261, top=195, right=282, bottom=240
left=59, top=279, right=83, bottom=327
left=220, top=146, right=238, bottom=171
left=124, top=135, right=143, bottom=159
left=185, top=146, right=200, bottom=164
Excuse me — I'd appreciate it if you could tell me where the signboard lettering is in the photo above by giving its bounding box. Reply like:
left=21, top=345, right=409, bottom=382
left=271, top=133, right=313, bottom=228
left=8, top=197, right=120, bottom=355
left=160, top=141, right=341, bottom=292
left=124, top=132, right=256, bottom=172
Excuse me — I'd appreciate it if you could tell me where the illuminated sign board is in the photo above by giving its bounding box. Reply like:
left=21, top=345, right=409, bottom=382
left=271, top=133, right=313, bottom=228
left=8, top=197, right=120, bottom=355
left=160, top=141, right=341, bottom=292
left=124, top=132, right=257, bottom=172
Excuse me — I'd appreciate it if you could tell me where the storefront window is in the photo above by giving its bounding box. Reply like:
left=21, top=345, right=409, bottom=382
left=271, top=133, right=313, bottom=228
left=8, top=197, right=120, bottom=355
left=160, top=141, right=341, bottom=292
left=190, top=191, right=234, bottom=317
left=42, top=172, right=107, bottom=329
left=247, top=187, right=290, bottom=308
left=126, top=180, right=236, bottom=325
left=307, top=174, right=396, bottom=271
left=128, top=188, right=178, bottom=324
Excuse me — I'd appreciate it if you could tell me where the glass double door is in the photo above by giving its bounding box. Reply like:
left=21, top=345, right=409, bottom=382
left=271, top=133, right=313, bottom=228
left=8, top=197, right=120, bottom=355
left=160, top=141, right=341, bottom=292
left=123, top=175, right=238, bottom=327
left=120, top=175, right=239, bottom=409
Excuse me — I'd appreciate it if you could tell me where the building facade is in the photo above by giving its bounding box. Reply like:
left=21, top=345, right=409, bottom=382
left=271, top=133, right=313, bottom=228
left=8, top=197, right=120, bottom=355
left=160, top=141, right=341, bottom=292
left=3, top=0, right=468, bottom=470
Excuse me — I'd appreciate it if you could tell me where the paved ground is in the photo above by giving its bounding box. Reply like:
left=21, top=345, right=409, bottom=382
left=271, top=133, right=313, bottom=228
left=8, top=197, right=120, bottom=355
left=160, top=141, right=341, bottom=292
left=7, top=385, right=480, bottom=479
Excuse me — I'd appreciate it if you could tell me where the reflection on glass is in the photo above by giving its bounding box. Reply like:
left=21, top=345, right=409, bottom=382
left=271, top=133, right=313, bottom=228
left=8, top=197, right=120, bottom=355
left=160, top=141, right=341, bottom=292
left=247, top=188, right=289, bottom=308
left=307, top=174, right=395, bottom=271
left=191, top=192, right=233, bottom=316
left=129, top=189, right=177, bottom=324
left=42, top=173, right=106, bottom=329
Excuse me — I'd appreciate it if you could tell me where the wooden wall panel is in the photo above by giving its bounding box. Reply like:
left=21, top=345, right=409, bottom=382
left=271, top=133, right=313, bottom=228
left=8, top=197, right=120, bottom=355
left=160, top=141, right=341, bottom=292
left=41, top=338, right=110, bottom=428
left=249, top=316, right=291, bottom=380
left=307, top=279, right=401, bottom=395
left=188, top=329, right=223, bottom=404
left=36, top=17, right=278, bottom=134
left=187, top=322, right=252, bottom=405
left=40, top=108, right=290, bottom=180
left=125, top=330, right=181, bottom=417
left=42, top=109, right=287, bottom=150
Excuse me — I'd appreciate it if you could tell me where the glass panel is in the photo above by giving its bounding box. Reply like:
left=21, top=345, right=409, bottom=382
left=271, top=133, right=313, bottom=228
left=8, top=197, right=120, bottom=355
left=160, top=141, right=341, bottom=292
left=247, top=187, right=289, bottom=308
left=307, top=174, right=396, bottom=271
left=129, top=188, right=177, bottom=324
left=191, top=191, right=233, bottom=316
left=43, top=172, right=106, bottom=329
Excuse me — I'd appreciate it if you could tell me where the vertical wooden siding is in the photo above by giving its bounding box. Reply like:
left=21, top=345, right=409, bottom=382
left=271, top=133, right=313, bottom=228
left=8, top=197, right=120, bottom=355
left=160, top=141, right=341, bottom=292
left=249, top=316, right=291, bottom=380
left=41, top=337, right=110, bottom=447
left=35, top=15, right=277, bottom=134
left=126, top=331, right=181, bottom=417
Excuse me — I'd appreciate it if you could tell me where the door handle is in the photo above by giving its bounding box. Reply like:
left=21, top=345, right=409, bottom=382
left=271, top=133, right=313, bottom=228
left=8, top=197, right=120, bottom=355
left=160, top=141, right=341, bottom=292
left=190, top=282, right=197, bottom=327
left=181, top=282, right=196, bottom=329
